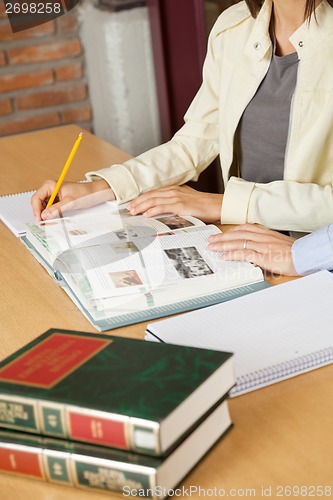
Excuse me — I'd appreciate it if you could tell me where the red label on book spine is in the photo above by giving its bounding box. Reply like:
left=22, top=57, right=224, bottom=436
left=69, top=412, right=128, bottom=449
left=0, top=448, right=43, bottom=478
left=0, top=333, right=111, bottom=388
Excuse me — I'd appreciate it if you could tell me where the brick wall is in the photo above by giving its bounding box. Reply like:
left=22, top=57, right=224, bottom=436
left=0, top=0, right=92, bottom=136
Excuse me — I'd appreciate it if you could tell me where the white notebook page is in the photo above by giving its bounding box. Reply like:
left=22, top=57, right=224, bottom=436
left=0, top=191, right=35, bottom=236
left=146, top=271, right=333, bottom=395
left=0, top=189, right=123, bottom=237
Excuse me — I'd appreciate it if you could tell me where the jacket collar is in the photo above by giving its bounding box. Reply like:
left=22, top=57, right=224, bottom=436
left=244, top=0, right=333, bottom=61
left=214, top=2, right=252, bottom=35
left=290, top=0, right=333, bottom=57
left=244, top=0, right=273, bottom=61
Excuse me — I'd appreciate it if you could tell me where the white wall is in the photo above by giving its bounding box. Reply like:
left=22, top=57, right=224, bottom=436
left=78, top=3, right=161, bottom=156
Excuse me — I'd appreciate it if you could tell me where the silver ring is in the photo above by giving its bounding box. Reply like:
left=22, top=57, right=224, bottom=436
left=243, top=239, right=248, bottom=250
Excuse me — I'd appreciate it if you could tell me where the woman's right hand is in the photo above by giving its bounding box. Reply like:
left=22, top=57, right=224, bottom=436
left=31, top=178, right=115, bottom=221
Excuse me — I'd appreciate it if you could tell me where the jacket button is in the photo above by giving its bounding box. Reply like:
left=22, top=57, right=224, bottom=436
left=298, top=41, right=304, bottom=47
left=254, top=42, right=261, bottom=50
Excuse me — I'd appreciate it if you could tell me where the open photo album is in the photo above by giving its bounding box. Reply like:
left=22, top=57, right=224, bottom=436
left=22, top=201, right=268, bottom=330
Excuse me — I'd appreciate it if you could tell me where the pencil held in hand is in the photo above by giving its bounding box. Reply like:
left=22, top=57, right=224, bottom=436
left=46, top=132, right=83, bottom=209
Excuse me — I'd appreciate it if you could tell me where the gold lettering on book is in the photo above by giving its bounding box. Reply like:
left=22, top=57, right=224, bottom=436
left=17, top=342, right=83, bottom=380
left=53, top=462, right=64, bottom=476
left=49, top=350, right=84, bottom=373
left=83, top=468, right=143, bottom=490
left=91, top=420, right=103, bottom=439
left=47, top=414, right=58, bottom=428
left=9, top=454, right=17, bottom=469
left=0, top=402, right=29, bottom=423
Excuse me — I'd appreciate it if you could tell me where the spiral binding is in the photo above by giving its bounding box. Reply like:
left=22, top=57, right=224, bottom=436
left=0, top=190, right=34, bottom=199
left=231, top=346, right=333, bottom=395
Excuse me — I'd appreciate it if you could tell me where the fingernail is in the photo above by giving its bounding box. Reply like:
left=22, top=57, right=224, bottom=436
left=42, top=211, right=50, bottom=220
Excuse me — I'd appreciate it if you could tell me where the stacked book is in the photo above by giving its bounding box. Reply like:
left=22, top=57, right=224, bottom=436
left=0, top=329, right=235, bottom=498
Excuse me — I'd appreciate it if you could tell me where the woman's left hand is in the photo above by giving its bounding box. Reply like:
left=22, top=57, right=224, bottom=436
left=128, top=185, right=223, bottom=223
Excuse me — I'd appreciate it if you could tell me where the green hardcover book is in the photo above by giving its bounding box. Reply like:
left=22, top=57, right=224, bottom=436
left=0, top=329, right=234, bottom=456
left=0, top=399, right=232, bottom=499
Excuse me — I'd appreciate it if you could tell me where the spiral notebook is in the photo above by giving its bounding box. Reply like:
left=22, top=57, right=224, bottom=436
left=0, top=182, right=90, bottom=237
left=146, top=271, right=333, bottom=396
left=0, top=190, right=35, bottom=236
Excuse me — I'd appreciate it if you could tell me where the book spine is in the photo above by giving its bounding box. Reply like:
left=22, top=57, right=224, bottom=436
left=0, top=441, right=156, bottom=496
left=0, top=394, right=160, bottom=455
left=0, top=394, right=41, bottom=434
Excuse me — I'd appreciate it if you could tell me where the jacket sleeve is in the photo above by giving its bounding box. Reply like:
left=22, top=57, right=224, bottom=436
left=85, top=24, right=221, bottom=203
left=222, top=176, right=333, bottom=232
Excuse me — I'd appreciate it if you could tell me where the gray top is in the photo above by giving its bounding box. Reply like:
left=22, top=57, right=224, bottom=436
left=238, top=46, right=299, bottom=183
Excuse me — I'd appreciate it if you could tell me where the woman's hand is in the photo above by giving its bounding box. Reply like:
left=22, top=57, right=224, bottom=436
left=208, top=223, right=299, bottom=276
left=128, top=185, right=223, bottom=223
left=31, top=179, right=114, bottom=221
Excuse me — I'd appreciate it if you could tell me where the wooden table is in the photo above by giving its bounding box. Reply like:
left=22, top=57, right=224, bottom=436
left=1, top=126, right=333, bottom=500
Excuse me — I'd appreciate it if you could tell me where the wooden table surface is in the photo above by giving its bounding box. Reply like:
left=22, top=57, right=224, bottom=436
left=1, top=125, right=333, bottom=500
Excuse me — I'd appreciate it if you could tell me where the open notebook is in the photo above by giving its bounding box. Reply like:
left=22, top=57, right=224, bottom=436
left=146, top=271, right=333, bottom=396
left=0, top=184, right=90, bottom=237
left=0, top=191, right=36, bottom=236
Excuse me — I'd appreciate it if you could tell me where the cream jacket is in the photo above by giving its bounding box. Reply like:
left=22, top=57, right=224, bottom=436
left=87, top=0, right=333, bottom=232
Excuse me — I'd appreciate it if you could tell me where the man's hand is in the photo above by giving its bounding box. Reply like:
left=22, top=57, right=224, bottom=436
left=208, top=223, right=299, bottom=276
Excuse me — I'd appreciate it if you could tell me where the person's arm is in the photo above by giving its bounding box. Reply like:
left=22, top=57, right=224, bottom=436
left=32, top=20, right=222, bottom=221
left=208, top=224, right=333, bottom=277
left=292, top=224, right=333, bottom=275
left=222, top=177, right=333, bottom=233
left=84, top=20, right=224, bottom=214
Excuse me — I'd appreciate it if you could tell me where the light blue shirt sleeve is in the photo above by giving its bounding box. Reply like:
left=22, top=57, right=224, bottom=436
left=292, top=224, right=333, bottom=276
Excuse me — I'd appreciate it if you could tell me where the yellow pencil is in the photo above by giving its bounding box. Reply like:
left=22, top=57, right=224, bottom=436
left=46, top=132, right=83, bottom=209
